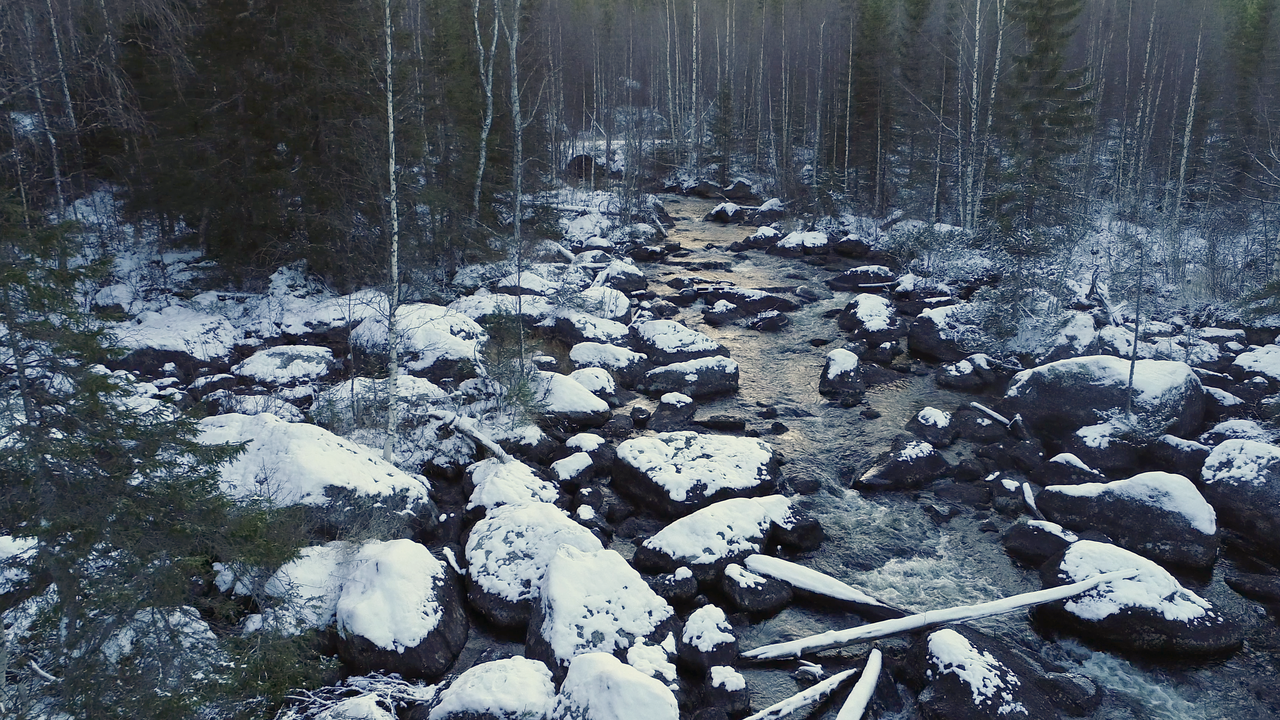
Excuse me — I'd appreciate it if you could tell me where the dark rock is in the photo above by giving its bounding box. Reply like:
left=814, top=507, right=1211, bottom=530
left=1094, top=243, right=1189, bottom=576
left=649, top=393, right=697, bottom=432
left=1002, top=517, right=1081, bottom=566
left=917, top=627, right=1061, bottom=720
left=696, top=414, right=747, bottom=432
left=631, top=245, right=667, bottom=262
left=650, top=299, right=681, bottom=318
left=953, top=408, right=1011, bottom=444
left=703, top=300, right=742, bottom=326
left=629, top=320, right=730, bottom=366
left=854, top=435, right=950, bottom=490
left=1200, top=439, right=1280, bottom=563
left=788, top=474, right=822, bottom=495
left=818, top=348, right=866, bottom=405
left=905, top=407, right=958, bottom=447
left=649, top=568, right=700, bottom=604
left=1225, top=571, right=1280, bottom=605
left=602, top=413, right=636, bottom=438
left=832, top=234, right=873, bottom=258
left=703, top=202, right=748, bottom=224
left=1037, top=672, right=1102, bottom=717
left=769, top=421, right=789, bottom=434
left=720, top=562, right=792, bottom=616
left=1028, top=453, right=1107, bottom=486
left=699, top=286, right=800, bottom=315
left=749, top=310, right=789, bottom=332
left=907, top=306, right=973, bottom=362
left=676, top=605, right=739, bottom=673
left=838, top=294, right=906, bottom=346
left=631, top=405, right=652, bottom=426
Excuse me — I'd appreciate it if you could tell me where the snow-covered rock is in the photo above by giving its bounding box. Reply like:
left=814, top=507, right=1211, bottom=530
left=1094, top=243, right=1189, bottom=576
left=854, top=436, right=949, bottom=490
left=526, top=547, right=676, bottom=674
left=698, top=287, right=800, bottom=315
left=1037, top=472, right=1218, bottom=569
left=628, top=320, right=728, bottom=367
left=1037, top=540, right=1244, bottom=655
left=1230, top=344, right=1280, bottom=384
left=818, top=348, right=865, bottom=404
left=768, top=230, right=828, bottom=257
left=1002, top=356, right=1205, bottom=439
left=1001, top=519, right=1080, bottom=566
left=429, top=657, right=556, bottom=720
left=826, top=265, right=897, bottom=292
left=464, top=502, right=602, bottom=628
left=719, top=562, right=792, bottom=615
left=936, top=353, right=1019, bottom=392
left=569, top=342, right=651, bottom=388
left=614, top=431, right=779, bottom=516
left=838, top=293, right=904, bottom=346
left=636, top=356, right=740, bottom=397
left=465, top=458, right=558, bottom=513
left=552, top=652, right=679, bottom=720
left=677, top=605, right=737, bottom=673
left=920, top=628, right=1061, bottom=720
left=111, top=304, right=241, bottom=364
left=232, top=344, right=337, bottom=387
left=632, top=496, right=794, bottom=577
left=590, top=260, right=647, bottom=295
left=1200, top=439, right=1280, bottom=559
left=906, top=406, right=958, bottom=447
left=350, top=303, right=487, bottom=381
left=335, top=539, right=468, bottom=679
left=198, top=413, right=437, bottom=537
left=908, top=304, right=976, bottom=362
left=533, top=371, right=612, bottom=428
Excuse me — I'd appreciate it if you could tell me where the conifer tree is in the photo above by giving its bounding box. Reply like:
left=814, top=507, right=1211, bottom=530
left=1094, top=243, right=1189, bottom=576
left=990, top=0, right=1092, bottom=238
left=0, top=200, right=320, bottom=718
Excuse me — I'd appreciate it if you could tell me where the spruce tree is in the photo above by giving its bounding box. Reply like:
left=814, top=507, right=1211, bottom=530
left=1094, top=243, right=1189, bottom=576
left=990, top=0, right=1092, bottom=239
left=0, top=200, right=321, bottom=718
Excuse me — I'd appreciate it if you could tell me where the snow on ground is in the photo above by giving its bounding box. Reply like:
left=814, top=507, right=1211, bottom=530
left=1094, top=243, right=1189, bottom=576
left=335, top=539, right=446, bottom=652
left=1057, top=541, right=1212, bottom=622
left=198, top=413, right=431, bottom=506
left=465, top=502, right=602, bottom=604
left=616, top=431, right=776, bottom=502
left=110, top=305, right=241, bottom=361
left=429, top=657, right=556, bottom=720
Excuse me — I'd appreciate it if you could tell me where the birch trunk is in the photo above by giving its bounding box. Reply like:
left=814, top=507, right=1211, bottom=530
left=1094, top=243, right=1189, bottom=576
left=471, top=0, right=499, bottom=219
left=383, top=0, right=402, bottom=463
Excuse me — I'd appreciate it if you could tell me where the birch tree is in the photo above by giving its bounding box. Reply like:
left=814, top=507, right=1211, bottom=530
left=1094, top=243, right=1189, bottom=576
left=383, top=0, right=402, bottom=462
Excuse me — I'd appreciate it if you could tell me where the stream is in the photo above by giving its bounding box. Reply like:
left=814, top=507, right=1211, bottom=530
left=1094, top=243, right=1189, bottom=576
left=627, top=195, right=1280, bottom=719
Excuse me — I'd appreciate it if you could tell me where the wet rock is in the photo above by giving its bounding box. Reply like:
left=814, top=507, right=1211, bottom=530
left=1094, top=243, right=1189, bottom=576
left=976, top=439, right=1046, bottom=474
left=1035, top=540, right=1246, bottom=656
left=1038, top=672, right=1102, bottom=717
left=696, top=414, right=748, bottom=432
left=1200, top=439, right=1280, bottom=562
left=648, top=392, right=697, bottom=432
left=918, top=627, right=1061, bottom=720
left=818, top=348, right=866, bottom=405
left=1002, top=518, right=1081, bottom=566
left=631, top=245, right=667, bottom=262
left=649, top=299, right=681, bottom=318
left=1028, top=453, right=1107, bottom=487
left=1036, top=471, right=1220, bottom=570
left=953, top=408, right=1010, bottom=444
left=936, top=353, right=1020, bottom=392
left=749, top=310, right=789, bottom=332
left=702, top=667, right=750, bottom=715
left=603, top=413, right=636, bottom=438
left=614, top=431, right=779, bottom=517
left=703, top=202, right=748, bottom=224
left=720, top=562, right=792, bottom=616
left=1001, top=356, right=1205, bottom=440
left=1225, top=571, right=1280, bottom=606
left=702, top=300, right=742, bottom=327
left=335, top=540, right=468, bottom=680
left=854, top=436, right=950, bottom=491
left=638, top=356, right=741, bottom=398
left=906, top=406, right=958, bottom=447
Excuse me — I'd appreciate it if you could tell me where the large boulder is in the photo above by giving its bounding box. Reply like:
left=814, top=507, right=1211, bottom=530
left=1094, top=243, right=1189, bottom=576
left=552, top=652, right=679, bottom=720
left=465, top=458, right=558, bottom=514
left=614, top=432, right=779, bottom=516
left=428, top=657, right=556, bottom=720
left=1036, top=472, right=1219, bottom=569
left=907, top=305, right=974, bottom=362
left=335, top=539, right=468, bottom=679
left=629, top=320, right=729, bottom=366
left=527, top=547, right=676, bottom=676
left=826, top=265, right=897, bottom=292
left=199, top=413, right=438, bottom=539
left=231, top=344, right=339, bottom=390
left=351, top=303, right=487, bottom=382
left=1200, top=439, right=1280, bottom=560
left=1035, top=540, right=1245, bottom=656
left=853, top=436, right=949, bottom=490
left=637, top=357, right=740, bottom=397
left=534, top=371, right=612, bottom=428
left=698, top=287, right=799, bottom=315
left=919, top=628, right=1061, bottom=720
left=1002, top=356, right=1205, bottom=440
left=464, top=503, right=603, bottom=628
left=570, top=342, right=652, bottom=388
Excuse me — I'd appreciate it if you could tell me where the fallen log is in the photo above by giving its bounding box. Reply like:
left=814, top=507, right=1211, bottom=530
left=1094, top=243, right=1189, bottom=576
left=742, top=568, right=1141, bottom=659
left=835, top=649, right=882, bottom=720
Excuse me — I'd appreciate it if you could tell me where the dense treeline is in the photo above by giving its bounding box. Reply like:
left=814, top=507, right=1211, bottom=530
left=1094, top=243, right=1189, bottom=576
left=2, top=0, right=1279, bottom=292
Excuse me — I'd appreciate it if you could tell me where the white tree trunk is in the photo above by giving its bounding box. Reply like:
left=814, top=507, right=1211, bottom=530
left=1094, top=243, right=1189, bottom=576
left=471, top=0, right=499, bottom=219
left=383, top=0, right=401, bottom=463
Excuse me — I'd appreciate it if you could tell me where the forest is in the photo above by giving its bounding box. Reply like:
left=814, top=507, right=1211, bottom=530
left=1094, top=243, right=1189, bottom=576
left=5, top=0, right=1280, bottom=718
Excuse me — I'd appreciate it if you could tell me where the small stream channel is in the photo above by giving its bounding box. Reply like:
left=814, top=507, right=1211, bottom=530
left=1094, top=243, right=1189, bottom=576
left=631, top=195, right=1280, bottom=719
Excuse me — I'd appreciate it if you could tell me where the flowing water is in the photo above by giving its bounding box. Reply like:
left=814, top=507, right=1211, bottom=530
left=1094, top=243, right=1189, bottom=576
left=638, top=195, right=1280, bottom=719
